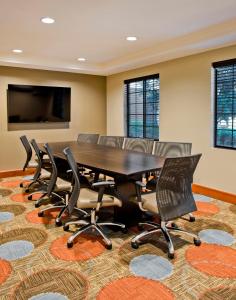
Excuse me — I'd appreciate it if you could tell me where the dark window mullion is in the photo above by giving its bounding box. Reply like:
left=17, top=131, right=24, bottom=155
left=143, top=79, right=146, bottom=138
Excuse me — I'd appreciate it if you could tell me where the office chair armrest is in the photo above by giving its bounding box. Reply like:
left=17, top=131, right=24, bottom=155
left=135, top=181, right=148, bottom=212
left=92, top=181, right=115, bottom=187
left=135, top=181, right=146, bottom=188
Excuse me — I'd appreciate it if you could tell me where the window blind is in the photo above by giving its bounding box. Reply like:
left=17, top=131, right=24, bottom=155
left=124, top=74, right=160, bottom=139
left=213, top=59, right=236, bottom=149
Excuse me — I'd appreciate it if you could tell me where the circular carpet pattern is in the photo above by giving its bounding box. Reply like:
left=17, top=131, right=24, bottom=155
left=193, top=194, right=211, bottom=202
left=193, top=202, right=220, bottom=217
left=129, top=254, right=173, bottom=280
left=0, top=259, right=12, bottom=285
left=199, top=286, right=236, bottom=300
left=10, top=193, right=43, bottom=203
left=0, top=204, right=26, bottom=216
left=183, top=219, right=234, bottom=235
left=0, top=188, right=12, bottom=197
left=11, top=268, right=88, bottom=300
left=186, top=243, right=236, bottom=278
left=199, top=229, right=235, bottom=246
left=29, top=292, right=69, bottom=300
left=26, top=209, right=67, bottom=225
left=0, top=240, right=34, bottom=261
left=1, top=180, right=30, bottom=188
left=96, top=276, right=175, bottom=300
left=0, top=227, right=47, bottom=248
left=50, top=234, right=106, bottom=261
left=0, top=212, right=14, bottom=223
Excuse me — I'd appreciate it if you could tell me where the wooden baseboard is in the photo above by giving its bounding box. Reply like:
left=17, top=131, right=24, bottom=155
left=0, top=168, right=35, bottom=179
left=192, top=184, right=236, bottom=205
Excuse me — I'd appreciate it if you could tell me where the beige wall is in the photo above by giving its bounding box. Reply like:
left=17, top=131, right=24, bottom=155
left=0, top=66, right=106, bottom=170
left=107, top=44, right=236, bottom=194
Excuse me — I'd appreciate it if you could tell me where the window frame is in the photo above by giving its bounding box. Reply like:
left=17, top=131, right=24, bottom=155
left=213, top=58, right=236, bottom=150
left=125, top=74, right=160, bottom=140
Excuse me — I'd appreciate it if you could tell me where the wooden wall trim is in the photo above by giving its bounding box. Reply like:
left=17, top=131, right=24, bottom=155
left=192, top=183, right=236, bottom=205
left=0, top=169, right=35, bottom=179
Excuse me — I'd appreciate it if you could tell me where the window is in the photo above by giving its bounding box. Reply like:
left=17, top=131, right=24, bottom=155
left=125, top=74, right=160, bottom=139
left=213, top=59, right=236, bottom=149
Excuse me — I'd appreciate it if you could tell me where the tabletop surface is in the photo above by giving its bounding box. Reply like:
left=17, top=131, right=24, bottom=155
left=40, top=141, right=165, bottom=177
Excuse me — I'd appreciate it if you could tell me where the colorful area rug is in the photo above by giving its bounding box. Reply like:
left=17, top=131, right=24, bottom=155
left=0, top=176, right=236, bottom=299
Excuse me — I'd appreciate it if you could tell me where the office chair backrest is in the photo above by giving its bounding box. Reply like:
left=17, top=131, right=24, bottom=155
left=20, top=135, right=33, bottom=171
left=153, top=141, right=192, bottom=157
left=44, top=143, right=58, bottom=196
left=156, top=154, right=201, bottom=222
left=63, top=147, right=81, bottom=215
left=98, top=136, right=124, bottom=149
left=77, top=133, right=100, bottom=144
left=123, top=138, right=154, bottom=154
left=30, top=139, right=43, bottom=181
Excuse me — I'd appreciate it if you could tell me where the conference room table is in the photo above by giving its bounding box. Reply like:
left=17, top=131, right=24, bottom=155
left=39, top=141, right=165, bottom=225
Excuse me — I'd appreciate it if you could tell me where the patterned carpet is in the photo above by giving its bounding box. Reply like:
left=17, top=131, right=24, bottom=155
left=0, top=176, right=236, bottom=300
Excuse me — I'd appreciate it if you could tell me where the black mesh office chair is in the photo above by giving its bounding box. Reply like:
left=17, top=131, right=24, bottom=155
left=153, top=141, right=192, bottom=157
left=77, top=133, right=100, bottom=144
left=131, top=154, right=202, bottom=259
left=19, top=135, right=38, bottom=189
left=123, top=138, right=154, bottom=154
left=98, top=136, right=124, bottom=148
left=62, top=147, right=126, bottom=249
left=37, top=143, right=81, bottom=225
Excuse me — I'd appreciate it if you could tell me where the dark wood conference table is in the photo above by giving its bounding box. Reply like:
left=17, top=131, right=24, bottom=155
left=43, top=141, right=164, bottom=177
left=40, top=141, right=165, bottom=225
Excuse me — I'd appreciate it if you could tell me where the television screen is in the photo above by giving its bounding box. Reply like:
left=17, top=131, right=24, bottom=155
left=7, top=84, right=71, bottom=123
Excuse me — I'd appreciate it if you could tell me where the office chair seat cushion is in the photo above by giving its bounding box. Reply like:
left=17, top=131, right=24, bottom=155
left=55, top=177, right=71, bottom=191
left=142, top=194, right=159, bottom=214
left=28, top=161, right=38, bottom=168
left=40, top=169, right=51, bottom=180
left=77, top=188, right=122, bottom=209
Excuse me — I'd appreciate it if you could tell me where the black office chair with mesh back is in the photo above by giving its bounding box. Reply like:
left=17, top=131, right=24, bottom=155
left=62, top=147, right=126, bottom=249
left=19, top=135, right=38, bottom=189
left=123, top=138, right=154, bottom=153
left=98, top=136, right=124, bottom=149
left=77, top=133, right=100, bottom=144
left=153, top=141, right=192, bottom=157
left=131, top=154, right=202, bottom=259
left=37, top=143, right=81, bottom=225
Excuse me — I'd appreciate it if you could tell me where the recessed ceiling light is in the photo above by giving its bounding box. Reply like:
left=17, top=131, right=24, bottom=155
left=126, top=36, right=137, bottom=41
left=41, top=17, right=55, bottom=24
left=77, top=57, right=86, bottom=62
left=12, top=49, right=23, bottom=53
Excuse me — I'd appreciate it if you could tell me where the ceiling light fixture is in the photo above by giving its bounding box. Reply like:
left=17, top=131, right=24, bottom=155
left=41, top=17, right=55, bottom=24
left=77, top=57, right=86, bottom=62
left=126, top=36, right=137, bottom=41
left=12, top=49, right=23, bottom=53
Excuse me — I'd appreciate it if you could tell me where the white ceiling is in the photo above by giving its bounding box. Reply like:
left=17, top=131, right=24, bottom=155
left=1, top=0, right=236, bottom=75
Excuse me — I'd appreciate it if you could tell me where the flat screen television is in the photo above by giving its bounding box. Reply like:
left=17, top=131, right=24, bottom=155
left=7, top=84, right=71, bottom=123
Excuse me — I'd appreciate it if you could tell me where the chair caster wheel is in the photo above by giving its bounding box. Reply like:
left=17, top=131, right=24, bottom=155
left=38, top=211, right=44, bottom=217
left=55, top=219, right=62, bottom=226
left=105, top=244, right=112, bottom=250
left=63, top=225, right=69, bottom=231
left=28, top=195, right=33, bottom=200
left=35, top=202, right=40, bottom=208
left=194, top=238, right=201, bottom=246
left=168, top=252, right=175, bottom=259
left=67, top=241, right=73, bottom=248
left=189, top=216, right=195, bottom=222
left=121, top=227, right=128, bottom=234
left=137, top=224, right=144, bottom=231
left=20, top=183, right=24, bottom=188
left=131, top=241, right=139, bottom=249
left=25, top=189, right=30, bottom=193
